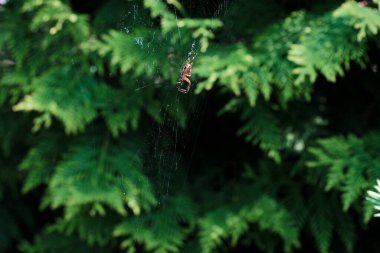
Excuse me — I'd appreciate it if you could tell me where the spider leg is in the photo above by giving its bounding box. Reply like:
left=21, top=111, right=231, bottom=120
left=177, top=81, right=188, bottom=93
left=183, top=77, right=191, bottom=93
left=178, top=88, right=188, bottom=93
left=177, top=78, right=191, bottom=93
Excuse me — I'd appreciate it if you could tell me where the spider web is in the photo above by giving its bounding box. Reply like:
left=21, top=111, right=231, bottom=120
left=121, top=0, right=232, bottom=204
left=105, top=0, right=233, bottom=249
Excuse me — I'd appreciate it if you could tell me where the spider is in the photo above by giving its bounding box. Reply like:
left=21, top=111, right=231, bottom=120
left=177, top=62, right=193, bottom=93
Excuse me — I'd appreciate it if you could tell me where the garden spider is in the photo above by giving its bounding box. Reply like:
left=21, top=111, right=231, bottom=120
left=177, top=62, right=193, bottom=93
left=177, top=46, right=197, bottom=94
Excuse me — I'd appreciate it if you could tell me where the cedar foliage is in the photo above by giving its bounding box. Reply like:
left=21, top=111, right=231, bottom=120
left=1, top=0, right=380, bottom=252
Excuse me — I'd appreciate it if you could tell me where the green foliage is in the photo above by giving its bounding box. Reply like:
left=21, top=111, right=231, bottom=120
left=22, top=0, right=89, bottom=41
left=288, top=12, right=366, bottom=84
left=19, top=232, right=108, bottom=253
left=237, top=102, right=283, bottom=162
left=195, top=11, right=312, bottom=105
left=13, top=67, right=98, bottom=133
left=308, top=133, right=380, bottom=219
left=144, top=0, right=222, bottom=51
left=199, top=195, right=299, bottom=253
left=46, top=136, right=156, bottom=218
left=19, top=131, right=67, bottom=193
left=307, top=191, right=356, bottom=253
left=114, top=195, right=195, bottom=253
left=47, top=210, right=120, bottom=247
left=367, top=179, right=380, bottom=217
left=334, top=2, right=380, bottom=41
left=2, top=0, right=380, bottom=253
left=84, top=30, right=168, bottom=78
